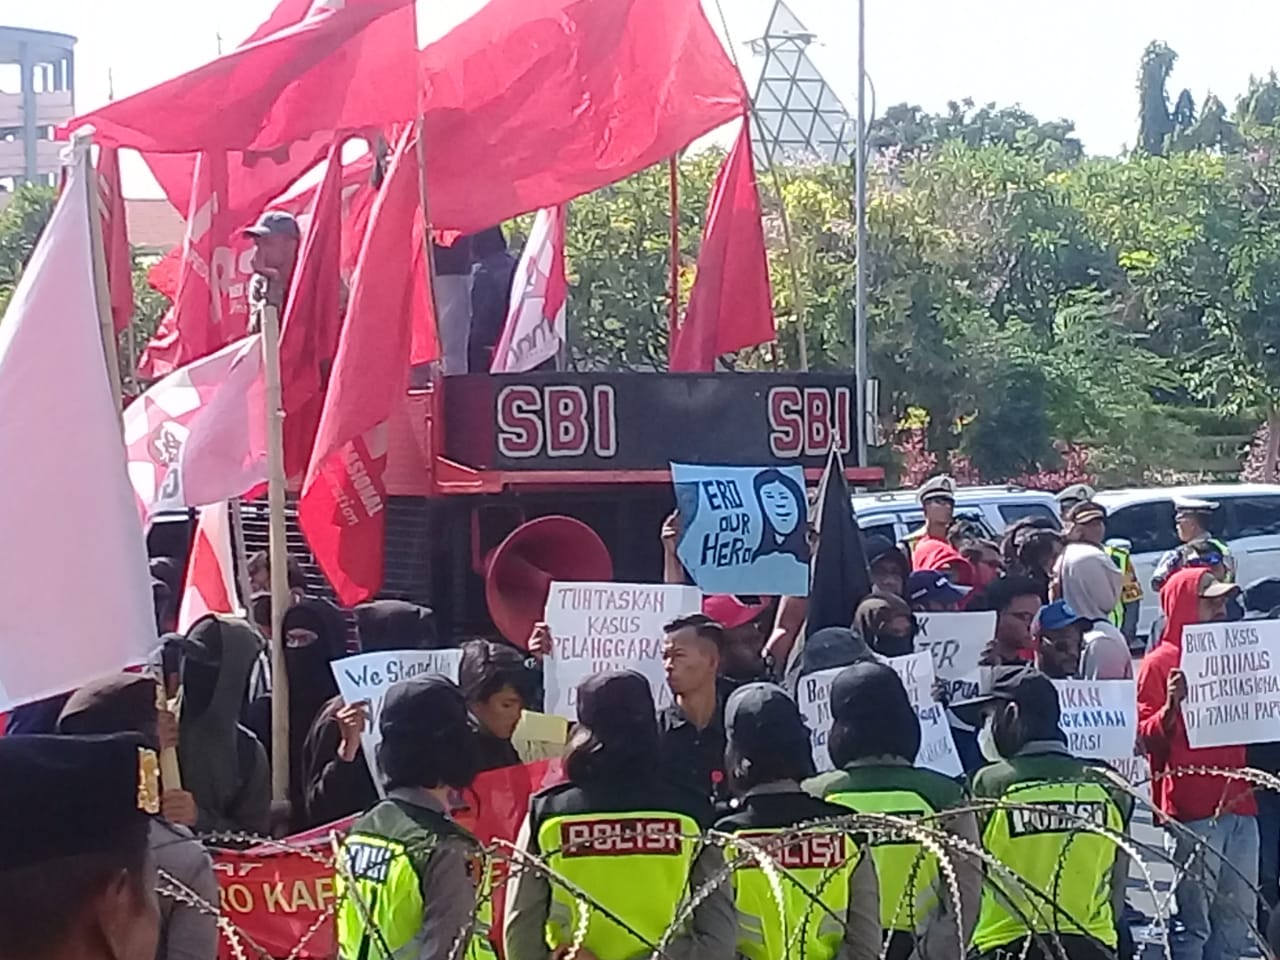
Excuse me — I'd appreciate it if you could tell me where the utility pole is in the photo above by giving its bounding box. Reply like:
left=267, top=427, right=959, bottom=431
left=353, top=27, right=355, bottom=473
left=854, top=0, right=869, bottom=467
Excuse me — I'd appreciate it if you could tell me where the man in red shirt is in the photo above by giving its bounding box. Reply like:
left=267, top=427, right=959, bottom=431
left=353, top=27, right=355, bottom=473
left=910, top=475, right=972, bottom=585
left=1137, top=565, right=1255, bottom=960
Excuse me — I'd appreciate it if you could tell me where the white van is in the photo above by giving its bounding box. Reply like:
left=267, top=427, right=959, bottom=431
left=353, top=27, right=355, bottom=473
left=851, top=484, right=1061, bottom=546
left=1095, top=483, right=1280, bottom=639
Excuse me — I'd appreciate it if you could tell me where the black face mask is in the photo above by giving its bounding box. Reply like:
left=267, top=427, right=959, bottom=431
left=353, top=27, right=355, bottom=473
left=872, top=631, right=916, bottom=659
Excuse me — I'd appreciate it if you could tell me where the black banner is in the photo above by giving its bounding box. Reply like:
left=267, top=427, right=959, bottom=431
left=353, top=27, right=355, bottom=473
left=443, top=372, right=858, bottom=471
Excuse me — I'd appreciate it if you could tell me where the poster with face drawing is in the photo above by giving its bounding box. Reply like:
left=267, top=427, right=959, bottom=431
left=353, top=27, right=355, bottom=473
left=671, top=462, right=810, bottom=597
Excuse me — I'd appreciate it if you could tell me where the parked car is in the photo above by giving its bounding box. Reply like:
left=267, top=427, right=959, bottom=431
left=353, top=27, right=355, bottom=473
left=851, top=484, right=1061, bottom=547
left=1095, top=483, right=1280, bottom=640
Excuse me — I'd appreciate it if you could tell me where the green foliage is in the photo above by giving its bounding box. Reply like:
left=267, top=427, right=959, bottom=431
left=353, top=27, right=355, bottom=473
left=0, top=185, right=57, bottom=316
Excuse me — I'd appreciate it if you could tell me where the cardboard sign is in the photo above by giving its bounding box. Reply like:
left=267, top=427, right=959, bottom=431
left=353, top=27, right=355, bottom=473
left=512, top=711, right=570, bottom=762
left=914, top=611, right=996, bottom=704
left=1181, top=619, right=1280, bottom=748
left=330, top=649, right=464, bottom=791
left=798, top=654, right=961, bottom=778
left=1051, top=679, right=1137, bottom=761
left=671, top=462, right=810, bottom=597
left=542, top=581, right=702, bottom=719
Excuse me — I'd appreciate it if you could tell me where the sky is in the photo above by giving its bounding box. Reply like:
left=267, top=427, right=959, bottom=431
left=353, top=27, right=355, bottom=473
left=10, top=0, right=1280, bottom=198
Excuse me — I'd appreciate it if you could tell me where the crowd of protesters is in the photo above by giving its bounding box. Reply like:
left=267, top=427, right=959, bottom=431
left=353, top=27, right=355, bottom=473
left=7, top=479, right=1280, bottom=960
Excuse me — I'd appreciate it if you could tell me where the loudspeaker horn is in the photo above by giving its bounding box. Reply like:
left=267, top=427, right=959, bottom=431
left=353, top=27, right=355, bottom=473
left=484, top=515, right=613, bottom=649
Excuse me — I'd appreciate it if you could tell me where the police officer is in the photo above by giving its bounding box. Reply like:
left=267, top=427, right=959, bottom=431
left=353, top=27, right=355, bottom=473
left=1152, top=497, right=1235, bottom=591
left=503, top=671, right=736, bottom=960
left=715, top=683, right=880, bottom=960
left=0, top=733, right=162, bottom=960
left=965, top=666, right=1132, bottom=960
left=804, top=662, right=982, bottom=960
left=335, top=677, right=491, bottom=960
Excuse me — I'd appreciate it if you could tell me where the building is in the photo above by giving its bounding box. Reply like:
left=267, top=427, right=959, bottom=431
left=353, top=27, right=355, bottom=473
left=0, top=26, right=76, bottom=188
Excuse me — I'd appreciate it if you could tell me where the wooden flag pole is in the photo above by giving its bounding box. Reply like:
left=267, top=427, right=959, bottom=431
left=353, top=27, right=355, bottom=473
left=668, top=155, right=680, bottom=347
left=82, top=137, right=125, bottom=411
left=83, top=131, right=184, bottom=789
left=261, top=302, right=291, bottom=805
left=229, top=498, right=254, bottom=614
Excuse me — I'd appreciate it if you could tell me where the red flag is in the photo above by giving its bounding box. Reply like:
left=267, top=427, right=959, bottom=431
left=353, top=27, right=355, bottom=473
left=299, top=126, right=425, bottom=605
left=177, top=503, right=240, bottom=631
left=419, top=0, right=747, bottom=233
left=63, top=0, right=418, bottom=153
left=670, top=122, right=775, bottom=371
left=280, top=143, right=345, bottom=485
left=96, top=147, right=134, bottom=333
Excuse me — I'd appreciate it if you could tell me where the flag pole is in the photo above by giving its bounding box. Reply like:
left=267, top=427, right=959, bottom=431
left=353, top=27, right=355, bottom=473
left=260, top=302, right=291, bottom=806
left=229, top=498, right=254, bottom=613
left=668, top=155, right=680, bottom=348
left=83, top=138, right=125, bottom=409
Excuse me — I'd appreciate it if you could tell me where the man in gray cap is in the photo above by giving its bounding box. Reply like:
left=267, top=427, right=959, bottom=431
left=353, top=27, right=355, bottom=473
left=1151, top=497, right=1235, bottom=591
left=244, top=210, right=301, bottom=326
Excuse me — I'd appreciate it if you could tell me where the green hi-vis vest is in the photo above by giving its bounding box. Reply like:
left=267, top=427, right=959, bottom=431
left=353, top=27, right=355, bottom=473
left=335, top=799, right=495, bottom=960
left=824, top=789, right=939, bottom=933
left=537, top=809, right=701, bottom=960
left=1103, top=545, right=1137, bottom=627
left=971, top=779, right=1124, bottom=953
left=725, top=827, right=857, bottom=960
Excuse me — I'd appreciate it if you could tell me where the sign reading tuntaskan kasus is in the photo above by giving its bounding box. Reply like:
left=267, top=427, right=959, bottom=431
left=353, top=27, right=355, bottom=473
left=543, top=581, right=703, bottom=720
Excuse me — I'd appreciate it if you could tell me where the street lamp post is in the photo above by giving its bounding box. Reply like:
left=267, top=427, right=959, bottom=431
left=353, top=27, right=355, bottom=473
left=854, top=0, right=869, bottom=467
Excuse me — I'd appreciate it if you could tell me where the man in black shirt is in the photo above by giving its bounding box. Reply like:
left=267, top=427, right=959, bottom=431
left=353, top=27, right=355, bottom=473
left=657, top=613, right=729, bottom=804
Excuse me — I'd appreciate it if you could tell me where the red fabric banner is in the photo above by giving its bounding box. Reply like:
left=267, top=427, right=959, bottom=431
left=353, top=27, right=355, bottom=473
left=211, top=760, right=563, bottom=960
left=670, top=121, right=776, bottom=370
left=96, top=147, right=134, bottom=333
left=64, top=0, right=417, bottom=153
left=298, top=126, right=429, bottom=605
left=418, top=0, right=748, bottom=234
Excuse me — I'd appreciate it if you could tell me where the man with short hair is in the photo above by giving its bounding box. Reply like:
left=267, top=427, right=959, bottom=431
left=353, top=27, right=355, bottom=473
left=974, top=575, right=1044, bottom=665
left=1152, top=498, right=1236, bottom=591
left=0, top=734, right=162, bottom=960
left=658, top=613, right=729, bottom=803
left=910, top=476, right=971, bottom=584
left=967, top=666, right=1132, bottom=960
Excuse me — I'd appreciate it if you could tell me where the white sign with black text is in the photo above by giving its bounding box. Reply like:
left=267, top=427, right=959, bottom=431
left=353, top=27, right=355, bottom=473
left=1181, top=619, right=1280, bottom=748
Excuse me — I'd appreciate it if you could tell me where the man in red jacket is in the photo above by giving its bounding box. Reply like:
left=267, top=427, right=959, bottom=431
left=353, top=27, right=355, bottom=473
left=1137, top=565, right=1256, bottom=960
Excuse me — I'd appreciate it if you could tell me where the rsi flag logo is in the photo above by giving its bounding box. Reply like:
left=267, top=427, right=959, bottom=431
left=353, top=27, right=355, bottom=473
left=560, top=817, right=683, bottom=857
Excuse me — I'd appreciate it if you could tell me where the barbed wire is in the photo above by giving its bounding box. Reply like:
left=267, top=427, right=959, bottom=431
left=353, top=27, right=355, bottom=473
left=147, top=764, right=1280, bottom=960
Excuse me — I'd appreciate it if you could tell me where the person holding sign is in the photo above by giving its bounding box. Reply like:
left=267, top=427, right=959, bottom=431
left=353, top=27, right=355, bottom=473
left=715, top=683, right=881, bottom=960
left=335, top=677, right=488, bottom=960
left=459, top=640, right=539, bottom=773
left=965, top=666, right=1132, bottom=960
left=805, top=662, right=982, bottom=960
left=1136, top=567, right=1256, bottom=960
left=503, top=671, right=736, bottom=960
left=1034, top=600, right=1090, bottom=679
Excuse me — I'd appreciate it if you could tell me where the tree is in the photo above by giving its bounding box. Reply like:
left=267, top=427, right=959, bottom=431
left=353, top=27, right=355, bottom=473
left=1137, top=41, right=1195, bottom=155
left=0, top=184, right=57, bottom=316
left=869, top=99, right=1083, bottom=168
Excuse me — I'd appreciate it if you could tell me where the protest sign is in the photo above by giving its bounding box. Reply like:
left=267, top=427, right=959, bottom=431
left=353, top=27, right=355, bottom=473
left=798, top=654, right=961, bottom=778
left=543, top=581, right=702, bottom=719
left=513, top=711, right=570, bottom=762
left=914, top=611, right=995, bottom=703
left=1180, top=619, right=1280, bottom=748
left=671, top=462, right=809, bottom=597
left=330, top=649, right=464, bottom=790
left=213, top=842, right=338, bottom=960
left=1052, top=679, right=1137, bottom=761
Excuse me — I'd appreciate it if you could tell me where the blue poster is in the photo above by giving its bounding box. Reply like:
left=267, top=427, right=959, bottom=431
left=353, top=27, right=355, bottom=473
left=671, top=462, right=810, bottom=597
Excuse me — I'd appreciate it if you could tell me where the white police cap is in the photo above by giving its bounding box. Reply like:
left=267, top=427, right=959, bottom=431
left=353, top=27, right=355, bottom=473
left=1173, top=496, right=1219, bottom=514
left=917, top=475, right=956, bottom=505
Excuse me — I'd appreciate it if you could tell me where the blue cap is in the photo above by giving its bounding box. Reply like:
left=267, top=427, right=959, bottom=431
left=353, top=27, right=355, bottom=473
left=906, top=570, right=968, bottom=605
left=1037, top=599, right=1091, bottom=632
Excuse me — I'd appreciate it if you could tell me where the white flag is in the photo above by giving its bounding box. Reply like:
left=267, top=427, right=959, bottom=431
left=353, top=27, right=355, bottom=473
left=123, top=334, right=266, bottom=525
left=0, top=145, right=157, bottom=711
left=490, top=206, right=568, bottom=373
left=177, top=502, right=242, bottom=632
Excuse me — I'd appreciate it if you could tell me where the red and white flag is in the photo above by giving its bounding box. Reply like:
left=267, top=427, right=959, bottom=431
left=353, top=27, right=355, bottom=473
left=490, top=206, right=567, bottom=373
left=0, top=145, right=155, bottom=710
left=124, top=334, right=267, bottom=524
left=97, top=146, right=134, bottom=333
left=177, top=503, right=242, bottom=631
left=299, top=125, right=425, bottom=605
